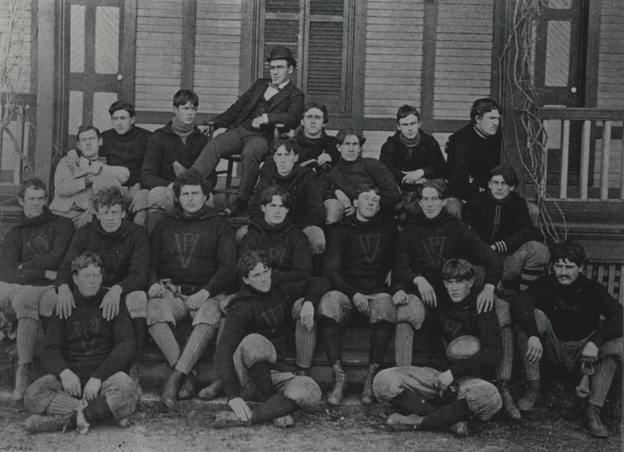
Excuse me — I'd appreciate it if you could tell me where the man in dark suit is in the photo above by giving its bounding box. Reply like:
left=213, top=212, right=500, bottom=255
left=191, top=47, right=305, bottom=217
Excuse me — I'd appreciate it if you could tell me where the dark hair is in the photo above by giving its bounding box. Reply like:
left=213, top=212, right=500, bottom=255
left=396, top=104, right=420, bottom=123
left=71, top=252, right=103, bottom=276
left=18, top=177, right=47, bottom=200
left=76, top=125, right=101, bottom=141
left=355, top=183, right=381, bottom=199
left=442, top=259, right=476, bottom=282
left=93, top=187, right=125, bottom=212
left=552, top=240, right=586, bottom=267
left=108, top=101, right=136, bottom=118
left=335, top=128, right=366, bottom=146
left=173, top=89, right=199, bottom=108
left=418, top=179, right=447, bottom=200
left=173, top=169, right=211, bottom=198
left=490, top=165, right=520, bottom=187
left=259, top=185, right=291, bottom=209
left=302, top=102, right=329, bottom=124
left=272, top=135, right=299, bottom=155
left=470, top=98, right=501, bottom=125
left=237, top=250, right=270, bottom=278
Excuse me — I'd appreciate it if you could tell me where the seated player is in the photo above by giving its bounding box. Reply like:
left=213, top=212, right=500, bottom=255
left=512, top=240, right=622, bottom=438
left=248, top=136, right=326, bottom=254
left=212, top=250, right=326, bottom=428
left=24, top=253, right=138, bottom=434
left=374, top=259, right=502, bottom=437
left=292, top=102, right=339, bottom=173
left=146, top=169, right=236, bottom=409
left=0, top=178, right=74, bottom=402
left=50, top=125, right=130, bottom=228
left=379, top=105, right=447, bottom=218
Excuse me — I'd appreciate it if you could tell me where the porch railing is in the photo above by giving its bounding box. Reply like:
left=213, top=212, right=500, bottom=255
left=0, top=94, right=35, bottom=186
left=541, top=108, right=624, bottom=201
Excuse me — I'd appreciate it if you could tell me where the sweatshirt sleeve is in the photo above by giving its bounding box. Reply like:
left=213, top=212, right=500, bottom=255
left=511, top=283, right=541, bottom=339
left=591, top=286, right=623, bottom=347
left=140, top=134, right=171, bottom=189
left=54, top=157, right=88, bottom=197
left=391, top=228, right=420, bottom=294
left=446, top=139, right=479, bottom=201
left=0, top=229, right=46, bottom=284
left=421, top=139, right=447, bottom=180
left=378, top=140, right=404, bottom=185
left=298, top=175, right=326, bottom=229
left=322, top=227, right=359, bottom=299
left=91, top=304, right=135, bottom=380
left=19, top=217, right=75, bottom=273
left=116, top=227, right=149, bottom=296
left=55, top=228, right=90, bottom=291
left=215, top=308, right=249, bottom=400
left=204, top=221, right=237, bottom=296
left=272, top=232, right=313, bottom=284
left=147, top=222, right=164, bottom=289
left=41, top=313, right=69, bottom=377
left=282, top=277, right=330, bottom=308
left=461, top=223, right=503, bottom=286
left=500, top=199, right=538, bottom=254
left=367, top=159, right=401, bottom=219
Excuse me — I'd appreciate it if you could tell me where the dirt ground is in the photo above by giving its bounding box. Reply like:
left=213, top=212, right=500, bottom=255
left=1, top=397, right=621, bottom=452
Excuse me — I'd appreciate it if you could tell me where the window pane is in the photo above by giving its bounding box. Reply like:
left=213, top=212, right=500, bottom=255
left=93, top=92, right=118, bottom=133
left=70, top=5, right=85, bottom=73
left=68, top=91, right=84, bottom=138
left=545, top=21, right=570, bottom=87
left=95, top=6, right=120, bottom=74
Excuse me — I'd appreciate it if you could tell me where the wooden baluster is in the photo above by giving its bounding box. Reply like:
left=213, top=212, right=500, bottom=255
left=560, top=120, right=570, bottom=199
left=580, top=120, right=591, bottom=200
left=15, top=105, right=24, bottom=184
left=600, top=121, right=612, bottom=200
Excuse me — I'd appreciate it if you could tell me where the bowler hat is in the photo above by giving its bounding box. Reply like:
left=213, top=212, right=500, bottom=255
left=266, top=46, right=297, bottom=68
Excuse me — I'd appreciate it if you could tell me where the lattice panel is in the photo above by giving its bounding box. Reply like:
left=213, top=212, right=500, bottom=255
left=584, top=262, right=623, bottom=302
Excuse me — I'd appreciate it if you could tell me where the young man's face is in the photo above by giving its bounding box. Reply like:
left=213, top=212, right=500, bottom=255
left=444, top=278, right=474, bottom=302
left=95, top=204, right=125, bottom=233
left=261, top=195, right=289, bottom=226
left=419, top=187, right=447, bottom=219
left=77, top=129, right=102, bottom=160
left=178, top=184, right=207, bottom=215
left=354, top=189, right=381, bottom=221
left=269, top=59, right=293, bottom=86
left=273, top=145, right=298, bottom=177
left=398, top=114, right=420, bottom=140
left=489, top=175, right=514, bottom=200
left=301, top=108, right=325, bottom=138
left=242, top=262, right=272, bottom=293
left=173, top=101, right=197, bottom=125
left=72, top=264, right=103, bottom=297
left=338, top=134, right=361, bottom=162
left=111, top=109, right=135, bottom=135
left=19, top=187, right=46, bottom=219
left=475, top=110, right=501, bottom=137
left=554, top=258, right=583, bottom=286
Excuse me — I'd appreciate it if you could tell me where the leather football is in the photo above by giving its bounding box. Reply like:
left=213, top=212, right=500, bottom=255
left=446, top=335, right=482, bottom=361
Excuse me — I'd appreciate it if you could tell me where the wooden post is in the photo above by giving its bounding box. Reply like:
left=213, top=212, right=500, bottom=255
left=559, top=120, right=570, bottom=199
left=579, top=120, right=591, bottom=200
left=600, top=121, right=611, bottom=200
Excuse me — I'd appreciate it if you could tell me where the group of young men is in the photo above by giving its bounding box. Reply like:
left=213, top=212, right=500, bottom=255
left=0, top=46, right=620, bottom=440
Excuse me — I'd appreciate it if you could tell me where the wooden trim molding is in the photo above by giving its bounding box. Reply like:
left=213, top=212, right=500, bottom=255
left=420, top=0, right=438, bottom=122
left=181, top=0, right=197, bottom=90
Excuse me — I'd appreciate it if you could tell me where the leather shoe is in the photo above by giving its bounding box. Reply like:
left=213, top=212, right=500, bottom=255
left=161, top=369, right=185, bottom=409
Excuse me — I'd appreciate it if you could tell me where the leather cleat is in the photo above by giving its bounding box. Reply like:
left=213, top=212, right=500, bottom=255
left=497, top=381, right=521, bottom=420
left=198, top=379, right=223, bottom=400
left=24, top=414, right=76, bottom=434
left=213, top=411, right=251, bottom=429
left=161, top=369, right=185, bottom=409
left=273, top=415, right=295, bottom=428
left=449, top=421, right=469, bottom=437
left=360, top=363, right=380, bottom=405
left=177, top=371, right=196, bottom=400
left=387, top=413, right=423, bottom=431
left=327, top=362, right=346, bottom=406
left=584, top=404, right=609, bottom=438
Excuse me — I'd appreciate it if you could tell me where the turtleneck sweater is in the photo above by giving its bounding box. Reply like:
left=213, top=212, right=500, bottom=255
left=100, top=125, right=152, bottom=186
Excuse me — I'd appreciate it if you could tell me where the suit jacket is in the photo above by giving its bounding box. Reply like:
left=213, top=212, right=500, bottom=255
left=211, top=78, right=304, bottom=132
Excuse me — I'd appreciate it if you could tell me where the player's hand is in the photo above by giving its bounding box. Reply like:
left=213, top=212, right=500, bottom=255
left=60, top=368, right=82, bottom=398
left=526, top=336, right=543, bottom=364
left=392, top=290, right=409, bottom=306
left=82, top=378, right=102, bottom=402
left=57, top=285, right=76, bottom=319
left=187, top=289, right=210, bottom=311
left=353, top=293, right=371, bottom=316
left=300, top=301, right=315, bottom=330
left=228, top=397, right=252, bottom=422
left=66, top=149, right=80, bottom=171
left=317, top=153, right=332, bottom=166
left=414, top=277, right=436, bottom=307
left=251, top=116, right=267, bottom=129
left=476, top=284, right=495, bottom=313
left=45, top=270, right=57, bottom=281
left=148, top=283, right=165, bottom=298
left=581, top=341, right=599, bottom=363
left=436, top=369, right=454, bottom=392
left=343, top=204, right=355, bottom=216
left=402, top=169, right=425, bottom=185
left=86, top=161, right=103, bottom=175
left=100, top=286, right=122, bottom=320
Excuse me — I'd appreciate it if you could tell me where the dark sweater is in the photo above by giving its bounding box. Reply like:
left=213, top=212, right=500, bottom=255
left=446, top=124, right=502, bottom=201
left=100, top=126, right=152, bottom=187
left=239, top=219, right=312, bottom=284
left=435, top=290, right=501, bottom=379
left=319, top=157, right=401, bottom=220
left=379, top=131, right=447, bottom=192
left=512, top=273, right=623, bottom=347
left=216, top=277, right=330, bottom=400
left=42, top=287, right=135, bottom=381
left=323, top=215, right=398, bottom=299
left=294, top=129, right=340, bottom=171
left=149, top=205, right=236, bottom=296
left=56, top=219, right=149, bottom=297
left=140, top=121, right=207, bottom=189
left=392, top=210, right=503, bottom=295
left=248, top=164, right=325, bottom=229
left=463, top=191, right=540, bottom=254
left=0, top=210, right=74, bottom=286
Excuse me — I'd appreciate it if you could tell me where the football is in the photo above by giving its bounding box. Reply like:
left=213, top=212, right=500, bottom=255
left=446, top=335, right=482, bottom=361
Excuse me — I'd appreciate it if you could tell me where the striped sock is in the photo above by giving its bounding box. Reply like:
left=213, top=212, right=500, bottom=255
left=588, top=357, right=618, bottom=408
left=295, top=321, right=316, bottom=369
left=17, top=318, right=39, bottom=365
left=394, top=323, right=414, bottom=367
left=175, top=324, right=216, bottom=375
left=47, top=393, right=81, bottom=416
left=149, top=324, right=180, bottom=367
left=519, top=266, right=545, bottom=291
left=518, top=331, right=540, bottom=381
left=496, top=326, right=514, bottom=380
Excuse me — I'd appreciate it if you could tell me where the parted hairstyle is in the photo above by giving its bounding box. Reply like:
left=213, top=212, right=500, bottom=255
left=272, top=135, right=300, bottom=155
left=355, top=183, right=381, bottom=198
left=237, top=249, right=270, bottom=278
left=259, top=185, right=291, bottom=209
left=552, top=240, right=586, bottom=267
left=490, top=164, right=520, bottom=187
left=173, top=169, right=211, bottom=198
left=417, top=179, right=448, bottom=199
left=173, top=89, right=199, bottom=108
left=442, top=259, right=476, bottom=282
left=18, top=177, right=47, bottom=199
left=93, top=187, right=125, bottom=212
left=396, top=104, right=420, bottom=123
left=76, top=125, right=101, bottom=141
left=302, top=102, right=329, bottom=124
left=71, top=252, right=103, bottom=276
left=109, top=101, right=136, bottom=118
left=335, top=128, right=366, bottom=146
left=470, top=98, right=501, bottom=125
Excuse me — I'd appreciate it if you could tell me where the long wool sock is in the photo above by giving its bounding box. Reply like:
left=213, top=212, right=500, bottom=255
left=247, top=361, right=276, bottom=402
left=394, top=323, right=414, bottom=367
left=588, top=357, right=618, bottom=408
left=17, top=318, right=39, bottom=365
left=495, top=326, right=514, bottom=381
left=518, top=331, right=540, bottom=381
left=319, top=318, right=342, bottom=365
left=519, top=266, right=545, bottom=291
left=83, top=396, right=114, bottom=425
left=390, top=389, right=436, bottom=416
left=149, top=324, right=180, bottom=367
left=251, top=392, right=299, bottom=424
left=132, top=318, right=148, bottom=365
left=175, top=324, right=216, bottom=374
left=369, top=321, right=394, bottom=365
left=420, top=398, right=473, bottom=431
left=295, top=321, right=316, bottom=369
left=47, top=393, right=81, bottom=416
